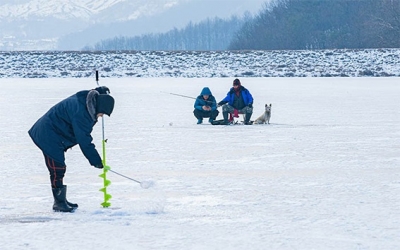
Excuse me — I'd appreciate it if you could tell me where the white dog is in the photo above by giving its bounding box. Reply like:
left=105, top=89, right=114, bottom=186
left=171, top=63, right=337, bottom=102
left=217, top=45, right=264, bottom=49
left=253, top=104, right=271, bottom=124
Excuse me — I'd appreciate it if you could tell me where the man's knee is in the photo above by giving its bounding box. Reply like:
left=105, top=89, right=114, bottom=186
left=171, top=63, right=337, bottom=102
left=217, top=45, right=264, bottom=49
left=222, top=104, right=234, bottom=113
left=245, top=106, right=253, bottom=113
left=239, top=106, right=252, bottom=114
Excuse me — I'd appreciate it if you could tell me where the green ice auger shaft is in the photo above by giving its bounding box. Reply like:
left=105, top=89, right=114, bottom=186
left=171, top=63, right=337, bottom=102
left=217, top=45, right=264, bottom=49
left=96, top=70, right=112, bottom=208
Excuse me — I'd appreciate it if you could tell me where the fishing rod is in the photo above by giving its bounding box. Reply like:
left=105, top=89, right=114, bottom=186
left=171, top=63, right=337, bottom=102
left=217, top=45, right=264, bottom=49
left=161, top=91, right=215, bottom=105
left=108, top=169, right=154, bottom=189
left=161, top=91, right=196, bottom=100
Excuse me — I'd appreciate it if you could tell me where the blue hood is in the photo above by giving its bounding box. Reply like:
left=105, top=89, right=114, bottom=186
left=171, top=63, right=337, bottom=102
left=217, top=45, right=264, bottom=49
left=200, top=87, right=212, bottom=96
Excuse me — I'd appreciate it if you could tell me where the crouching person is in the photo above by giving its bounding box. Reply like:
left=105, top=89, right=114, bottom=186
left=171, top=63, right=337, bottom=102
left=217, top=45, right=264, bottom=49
left=193, top=87, right=219, bottom=124
left=28, top=86, right=115, bottom=212
left=218, top=78, right=254, bottom=125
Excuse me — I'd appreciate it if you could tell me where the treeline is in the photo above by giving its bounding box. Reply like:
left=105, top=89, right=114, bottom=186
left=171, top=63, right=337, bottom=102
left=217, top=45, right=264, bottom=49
left=88, top=15, right=249, bottom=51
left=229, top=0, right=400, bottom=50
left=87, top=0, right=400, bottom=51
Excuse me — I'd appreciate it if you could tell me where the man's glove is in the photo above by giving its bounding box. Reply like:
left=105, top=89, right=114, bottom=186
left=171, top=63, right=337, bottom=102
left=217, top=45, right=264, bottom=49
left=218, top=101, right=227, bottom=106
left=94, top=163, right=104, bottom=169
left=248, top=103, right=253, bottom=108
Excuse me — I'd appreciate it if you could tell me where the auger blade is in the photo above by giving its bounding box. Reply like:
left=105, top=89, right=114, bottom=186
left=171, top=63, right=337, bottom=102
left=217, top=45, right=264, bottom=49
left=104, top=179, right=111, bottom=187
left=99, top=166, right=112, bottom=207
left=101, top=201, right=111, bottom=208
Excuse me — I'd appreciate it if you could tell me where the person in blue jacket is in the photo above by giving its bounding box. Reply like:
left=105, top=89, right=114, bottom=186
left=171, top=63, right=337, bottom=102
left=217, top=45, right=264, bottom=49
left=218, top=78, right=254, bottom=125
left=28, top=86, right=115, bottom=212
left=193, top=87, right=219, bottom=124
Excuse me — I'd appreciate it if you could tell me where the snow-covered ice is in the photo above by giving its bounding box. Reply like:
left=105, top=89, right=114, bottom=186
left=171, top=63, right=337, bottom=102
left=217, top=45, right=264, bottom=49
left=1, top=49, right=400, bottom=78
left=0, top=77, right=399, bottom=249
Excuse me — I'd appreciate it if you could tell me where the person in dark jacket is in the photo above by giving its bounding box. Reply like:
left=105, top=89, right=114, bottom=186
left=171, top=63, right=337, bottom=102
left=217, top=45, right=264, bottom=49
left=28, top=86, right=115, bottom=212
left=193, top=87, right=219, bottom=124
left=218, top=78, right=254, bottom=125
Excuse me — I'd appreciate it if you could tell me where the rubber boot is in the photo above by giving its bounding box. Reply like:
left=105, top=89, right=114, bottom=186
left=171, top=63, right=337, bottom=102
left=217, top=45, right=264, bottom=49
left=52, top=186, right=74, bottom=212
left=66, top=200, right=78, bottom=208
left=61, top=185, right=78, bottom=208
left=244, top=112, right=252, bottom=125
left=222, top=111, right=229, bottom=125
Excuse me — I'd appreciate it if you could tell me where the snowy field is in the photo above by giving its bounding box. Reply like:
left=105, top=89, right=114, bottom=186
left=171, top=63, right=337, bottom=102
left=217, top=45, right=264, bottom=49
left=0, top=77, right=399, bottom=249
left=1, top=49, right=400, bottom=78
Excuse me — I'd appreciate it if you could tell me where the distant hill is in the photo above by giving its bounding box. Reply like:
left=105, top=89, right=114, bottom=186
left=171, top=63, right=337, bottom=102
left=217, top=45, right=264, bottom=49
left=88, top=15, right=249, bottom=51
left=0, top=0, right=265, bottom=51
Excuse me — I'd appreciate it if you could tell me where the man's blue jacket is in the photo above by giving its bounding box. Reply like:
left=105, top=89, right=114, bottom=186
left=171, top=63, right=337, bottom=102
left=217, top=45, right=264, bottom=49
left=28, top=90, right=102, bottom=166
left=220, top=86, right=253, bottom=108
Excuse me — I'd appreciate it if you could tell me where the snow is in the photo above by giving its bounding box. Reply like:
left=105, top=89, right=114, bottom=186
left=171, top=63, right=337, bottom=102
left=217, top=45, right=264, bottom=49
left=1, top=49, right=400, bottom=78
left=0, top=0, right=149, bottom=18
left=0, top=77, right=399, bottom=249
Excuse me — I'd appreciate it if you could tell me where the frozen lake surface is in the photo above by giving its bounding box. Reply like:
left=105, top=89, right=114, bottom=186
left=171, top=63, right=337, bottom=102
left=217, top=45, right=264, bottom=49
left=0, top=77, right=399, bottom=249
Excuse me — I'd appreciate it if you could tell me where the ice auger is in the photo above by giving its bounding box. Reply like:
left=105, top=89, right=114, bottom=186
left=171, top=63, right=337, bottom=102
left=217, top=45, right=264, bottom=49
left=95, top=70, right=112, bottom=208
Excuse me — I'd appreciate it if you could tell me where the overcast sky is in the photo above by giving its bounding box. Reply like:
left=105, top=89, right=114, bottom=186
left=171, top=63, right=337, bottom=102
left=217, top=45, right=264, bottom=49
left=144, top=0, right=268, bottom=34
left=178, top=0, right=267, bottom=23
left=0, top=0, right=270, bottom=50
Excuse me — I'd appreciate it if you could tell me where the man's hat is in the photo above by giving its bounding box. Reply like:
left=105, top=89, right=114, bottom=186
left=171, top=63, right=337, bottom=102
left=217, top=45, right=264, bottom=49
left=96, top=94, right=115, bottom=116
